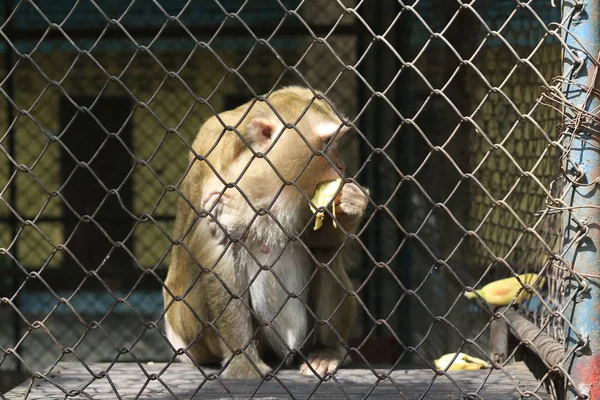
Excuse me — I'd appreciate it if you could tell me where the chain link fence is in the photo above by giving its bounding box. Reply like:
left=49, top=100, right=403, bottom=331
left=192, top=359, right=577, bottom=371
left=0, top=0, right=598, bottom=399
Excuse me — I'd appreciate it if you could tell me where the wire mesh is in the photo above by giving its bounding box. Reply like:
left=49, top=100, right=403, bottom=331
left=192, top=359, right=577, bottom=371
left=0, top=0, right=597, bottom=399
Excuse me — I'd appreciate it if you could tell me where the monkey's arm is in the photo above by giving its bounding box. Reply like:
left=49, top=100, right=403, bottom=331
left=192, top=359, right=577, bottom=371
left=301, top=247, right=357, bottom=376
left=175, top=187, right=272, bottom=378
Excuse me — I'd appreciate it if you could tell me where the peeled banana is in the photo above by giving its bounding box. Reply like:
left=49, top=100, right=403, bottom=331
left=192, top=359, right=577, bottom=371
left=310, top=178, right=343, bottom=230
left=434, top=352, right=490, bottom=371
left=464, top=273, right=542, bottom=306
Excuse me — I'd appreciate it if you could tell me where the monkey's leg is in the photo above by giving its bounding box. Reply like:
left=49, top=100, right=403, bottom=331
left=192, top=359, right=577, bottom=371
left=164, top=292, right=215, bottom=365
left=206, top=258, right=273, bottom=379
left=301, top=252, right=356, bottom=376
left=247, top=242, right=311, bottom=362
left=195, top=193, right=272, bottom=377
left=164, top=251, right=223, bottom=365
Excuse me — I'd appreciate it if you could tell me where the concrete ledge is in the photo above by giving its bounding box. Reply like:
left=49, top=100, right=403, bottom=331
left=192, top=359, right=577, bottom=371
left=3, top=361, right=551, bottom=399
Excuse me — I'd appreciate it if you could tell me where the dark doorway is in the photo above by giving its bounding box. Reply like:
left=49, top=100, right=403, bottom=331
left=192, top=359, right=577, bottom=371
left=60, top=96, right=134, bottom=286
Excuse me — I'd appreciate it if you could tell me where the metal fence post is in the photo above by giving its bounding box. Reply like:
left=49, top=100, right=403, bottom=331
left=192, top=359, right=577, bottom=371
left=562, top=0, right=600, bottom=398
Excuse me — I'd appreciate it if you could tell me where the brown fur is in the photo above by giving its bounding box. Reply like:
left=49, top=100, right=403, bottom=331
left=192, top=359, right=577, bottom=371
left=163, top=86, right=368, bottom=378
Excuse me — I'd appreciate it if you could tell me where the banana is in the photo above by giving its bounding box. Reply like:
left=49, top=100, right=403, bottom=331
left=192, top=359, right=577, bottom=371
left=464, top=273, right=543, bottom=306
left=310, top=178, right=343, bottom=230
left=434, top=352, right=490, bottom=371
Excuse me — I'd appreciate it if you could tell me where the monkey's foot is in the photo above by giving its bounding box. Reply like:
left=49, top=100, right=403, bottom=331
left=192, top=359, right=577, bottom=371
left=300, top=350, right=345, bottom=377
left=222, top=356, right=272, bottom=379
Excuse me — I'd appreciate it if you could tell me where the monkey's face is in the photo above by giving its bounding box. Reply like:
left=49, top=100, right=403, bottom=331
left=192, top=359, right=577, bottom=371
left=267, top=120, right=347, bottom=198
left=237, top=107, right=348, bottom=213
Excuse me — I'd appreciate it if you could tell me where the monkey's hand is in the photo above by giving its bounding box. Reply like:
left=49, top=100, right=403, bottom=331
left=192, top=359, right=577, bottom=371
left=300, top=349, right=350, bottom=377
left=222, top=353, right=272, bottom=379
left=204, top=191, right=248, bottom=245
left=334, top=182, right=369, bottom=230
left=303, top=182, right=368, bottom=248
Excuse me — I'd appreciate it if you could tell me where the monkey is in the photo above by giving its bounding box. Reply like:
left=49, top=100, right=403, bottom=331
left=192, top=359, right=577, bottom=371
left=162, top=86, right=369, bottom=379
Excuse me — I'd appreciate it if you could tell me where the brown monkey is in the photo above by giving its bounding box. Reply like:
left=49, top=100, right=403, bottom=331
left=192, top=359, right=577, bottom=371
left=163, top=86, right=368, bottom=378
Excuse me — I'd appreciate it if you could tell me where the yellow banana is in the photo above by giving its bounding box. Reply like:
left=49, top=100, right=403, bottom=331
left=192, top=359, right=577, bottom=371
left=434, top=352, right=490, bottom=371
left=464, top=273, right=543, bottom=306
left=310, top=178, right=343, bottom=230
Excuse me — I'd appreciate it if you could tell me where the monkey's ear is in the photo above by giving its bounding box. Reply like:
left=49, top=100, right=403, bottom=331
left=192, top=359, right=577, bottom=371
left=314, top=123, right=349, bottom=142
left=247, top=118, right=278, bottom=144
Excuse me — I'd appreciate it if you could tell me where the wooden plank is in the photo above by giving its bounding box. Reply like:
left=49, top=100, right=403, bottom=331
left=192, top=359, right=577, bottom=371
left=4, top=362, right=551, bottom=399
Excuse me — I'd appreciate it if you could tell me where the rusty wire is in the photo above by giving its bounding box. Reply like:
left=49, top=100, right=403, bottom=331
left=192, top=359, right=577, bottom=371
left=0, top=0, right=597, bottom=399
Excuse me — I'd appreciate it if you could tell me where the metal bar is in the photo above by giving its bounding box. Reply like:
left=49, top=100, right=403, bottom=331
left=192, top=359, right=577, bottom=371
left=490, top=316, right=509, bottom=364
left=504, top=308, right=565, bottom=368
left=441, top=1, right=477, bottom=355
left=0, top=215, right=177, bottom=223
left=1, top=24, right=368, bottom=42
left=3, top=0, right=20, bottom=375
left=391, top=4, right=414, bottom=352
left=355, top=6, right=371, bottom=340
left=356, top=1, right=382, bottom=339
left=4, top=268, right=168, bottom=291
left=370, top=0, right=385, bottom=339
left=561, top=0, right=600, bottom=397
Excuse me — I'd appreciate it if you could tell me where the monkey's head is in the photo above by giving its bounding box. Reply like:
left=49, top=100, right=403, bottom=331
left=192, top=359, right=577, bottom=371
left=237, top=87, right=348, bottom=210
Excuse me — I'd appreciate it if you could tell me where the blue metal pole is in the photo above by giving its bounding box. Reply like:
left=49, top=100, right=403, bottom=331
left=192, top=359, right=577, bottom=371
left=562, top=0, right=600, bottom=398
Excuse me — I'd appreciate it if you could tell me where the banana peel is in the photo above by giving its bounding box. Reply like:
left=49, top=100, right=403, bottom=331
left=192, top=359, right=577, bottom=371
left=464, top=273, right=543, bottom=306
left=310, top=178, right=343, bottom=230
left=434, top=353, right=490, bottom=371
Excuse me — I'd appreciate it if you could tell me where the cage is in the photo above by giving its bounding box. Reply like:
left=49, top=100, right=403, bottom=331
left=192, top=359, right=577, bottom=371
left=0, top=0, right=598, bottom=399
